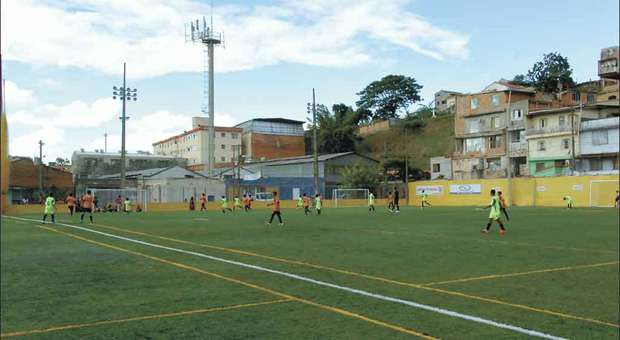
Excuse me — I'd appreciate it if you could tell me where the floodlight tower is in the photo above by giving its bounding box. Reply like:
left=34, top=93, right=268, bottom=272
left=185, top=13, right=224, bottom=175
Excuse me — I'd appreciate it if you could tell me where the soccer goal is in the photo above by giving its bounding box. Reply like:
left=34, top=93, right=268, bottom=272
left=88, top=188, right=148, bottom=212
left=332, top=188, right=369, bottom=208
left=589, top=179, right=620, bottom=207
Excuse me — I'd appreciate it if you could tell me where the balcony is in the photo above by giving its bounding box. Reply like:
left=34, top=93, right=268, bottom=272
left=508, top=141, right=527, bottom=157
left=580, top=117, right=620, bottom=132
left=526, top=125, right=572, bottom=136
left=599, top=60, right=620, bottom=79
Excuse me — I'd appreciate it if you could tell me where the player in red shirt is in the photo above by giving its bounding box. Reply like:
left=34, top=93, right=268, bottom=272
left=199, top=193, right=207, bottom=211
left=266, top=191, right=284, bottom=226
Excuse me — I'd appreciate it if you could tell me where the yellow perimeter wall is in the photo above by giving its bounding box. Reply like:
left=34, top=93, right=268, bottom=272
left=408, top=175, right=619, bottom=207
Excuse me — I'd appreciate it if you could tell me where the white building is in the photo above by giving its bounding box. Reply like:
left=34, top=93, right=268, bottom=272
left=430, top=156, right=452, bottom=179
left=98, top=166, right=225, bottom=203
left=152, top=117, right=242, bottom=171
left=577, top=116, right=619, bottom=174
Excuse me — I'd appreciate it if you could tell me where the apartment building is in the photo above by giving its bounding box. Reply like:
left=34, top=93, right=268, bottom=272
left=526, top=102, right=619, bottom=177
left=597, top=46, right=619, bottom=103
left=452, top=80, right=559, bottom=179
left=152, top=117, right=242, bottom=171
left=434, top=90, right=461, bottom=114
left=577, top=116, right=619, bottom=174
left=235, top=118, right=305, bottom=161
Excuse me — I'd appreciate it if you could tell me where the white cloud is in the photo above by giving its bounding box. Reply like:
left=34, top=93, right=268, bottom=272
left=8, top=97, right=118, bottom=128
left=4, top=81, right=35, bottom=109
left=37, top=78, right=62, bottom=88
left=9, top=125, right=65, bottom=159
left=1, top=0, right=469, bottom=78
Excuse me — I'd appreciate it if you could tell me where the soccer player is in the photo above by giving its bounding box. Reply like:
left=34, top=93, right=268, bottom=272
left=296, top=195, right=304, bottom=209
left=66, top=193, right=76, bottom=216
left=199, top=193, right=207, bottom=211
left=498, top=191, right=509, bottom=220
left=368, top=191, right=375, bottom=212
left=302, top=193, right=311, bottom=215
left=266, top=191, right=284, bottom=226
left=42, top=192, right=55, bottom=223
left=481, top=189, right=506, bottom=235
left=220, top=195, right=232, bottom=213
left=421, top=190, right=431, bottom=209
left=80, top=190, right=94, bottom=223
left=387, top=191, right=394, bottom=212
left=393, top=187, right=400, bottom=213
left=189, top=196, right=195, bottom=211
left=615, top=190, right=619, bottom=208
left=234, top=196, right=242, bottom=211
left=115, top=195, right=123, bottom=212
left=563, top=196, right=574, bottom=209
left=123, top=197, right=132, bottom=214
left=315, top=193, right=322, bottom=215
left=243, top=194, right=251, bottom=212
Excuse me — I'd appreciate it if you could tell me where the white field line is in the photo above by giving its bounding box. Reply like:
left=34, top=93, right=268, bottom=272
left=3, top=215, right=568, bottom=340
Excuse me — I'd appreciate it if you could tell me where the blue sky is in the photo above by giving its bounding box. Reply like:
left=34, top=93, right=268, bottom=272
left=1, top=0, right=618, bottom=161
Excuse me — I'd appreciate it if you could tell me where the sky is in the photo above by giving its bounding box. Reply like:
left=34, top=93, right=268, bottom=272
left=1, top=0, right=619, bottom=162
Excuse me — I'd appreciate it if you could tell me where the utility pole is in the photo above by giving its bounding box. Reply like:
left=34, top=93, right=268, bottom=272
left=104, top=133, right=108, bottom=153
left=38, top=140, right=44, bottom=194
left=312, top=89, right=319, bottom=195
left=112, top=63, right=138, bottom=189
left=505, top=89, right=512, bottom=206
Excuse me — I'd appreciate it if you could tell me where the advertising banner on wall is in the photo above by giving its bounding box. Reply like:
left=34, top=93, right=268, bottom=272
left=449, top=184, right=482, bottom=195
left=415, top=185, right=444, bottom=195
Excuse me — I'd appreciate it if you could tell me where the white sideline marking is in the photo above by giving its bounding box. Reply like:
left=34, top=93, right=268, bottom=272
left=3, top=215, right=568, bottom=340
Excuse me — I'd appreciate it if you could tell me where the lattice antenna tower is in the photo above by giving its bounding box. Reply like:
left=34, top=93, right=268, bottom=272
left=184, top=2, right=224, bottom=174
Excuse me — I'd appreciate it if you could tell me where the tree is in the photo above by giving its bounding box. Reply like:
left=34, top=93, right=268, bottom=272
left=48, top=157, right=70, bottom=171
left=525, top=52, right=574, bottom=93
left=356, top=75, right=423, bottom=120
left=510, top=74, right=532, bottom=87
left=315, top=103, right=364, bottom=153
left=341, top=162, right=382, bottom=189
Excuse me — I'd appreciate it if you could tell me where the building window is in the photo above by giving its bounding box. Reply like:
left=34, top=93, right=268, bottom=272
left=572, top=92, right=581, bottom=102
left=562, top=139, right=570, bottom=149
left=487, top=158, right=501, bottom=171
left=489, top=135, right=503, bottom=149
left=540, top=119, right=546, bottom=128
left=432, top=163, right=441, bottom=172
left=537, top=141, right=546, bottom=151
left=231, top=133, right=238, bottom=139
left=470, top=98, right=478, bottom=110
left=587, top=93, right=595, bottom=103
left=536, top=162, right=547, bottom=172
left=491, top=94, right=500, bottom=106
left=466, top=119, right=480, bottom=133
left=592, top=130, right=609, bottom=145
left=220, top=132, right=226, bottom=137
left=221, top=144, right=226, bottom=149
left=590, top=158, right=603, bottom=171
left=465, top=138, right=484, bottom=153
left=511, top=109, right=522, bottom=120
left=554, top=160, right=568, bottom=168
left=558, top=115, right=565, bottom=126
left=220, top=156, right=226, bottom=162
left=490, top=116, right=502, bottom=128
left=511, top=130, right=522, bottom=143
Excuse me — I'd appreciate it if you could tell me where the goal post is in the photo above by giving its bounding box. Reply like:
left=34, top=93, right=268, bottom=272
left=589, top=179, right=620, bottom=207
left=332, top=188, right=369, bottom=208
left=88, top=188, right=148, bottom=212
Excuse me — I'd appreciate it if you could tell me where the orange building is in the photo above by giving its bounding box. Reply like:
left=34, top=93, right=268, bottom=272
left=8, top=157, right=73, bottom=204
left=235, top=118, right=306, bottom=161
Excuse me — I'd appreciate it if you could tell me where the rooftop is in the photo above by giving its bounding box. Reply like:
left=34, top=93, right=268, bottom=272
left=72, top=151, right=182, bottom=159
left=235, top=117, right=305, bottom=126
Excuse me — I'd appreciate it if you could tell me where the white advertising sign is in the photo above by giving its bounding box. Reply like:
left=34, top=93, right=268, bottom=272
left=449, top=184, right=482, bottom=195
left=536, top=186, right=546, bottom=192
left=416, top=185, right=443, bottom=196
left=572, top=184, right=583, bottom=191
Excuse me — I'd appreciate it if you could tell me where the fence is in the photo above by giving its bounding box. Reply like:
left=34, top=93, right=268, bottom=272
left=408, top=175, right=619, bottom=207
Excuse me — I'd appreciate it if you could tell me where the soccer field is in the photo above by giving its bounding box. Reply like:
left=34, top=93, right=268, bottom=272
left=1, top=207, right=619, bottom=339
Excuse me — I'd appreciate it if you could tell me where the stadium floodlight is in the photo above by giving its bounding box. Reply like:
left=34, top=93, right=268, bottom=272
left=111, top=63, right=139, bottom=188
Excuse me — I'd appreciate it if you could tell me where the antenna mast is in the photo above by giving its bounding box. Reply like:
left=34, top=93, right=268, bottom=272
left=185, top=2, right=224, bottom=175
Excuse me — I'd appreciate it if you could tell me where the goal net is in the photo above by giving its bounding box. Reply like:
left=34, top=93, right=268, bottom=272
left=88, top=188, right=148, bottom=212
left=332, top=188, right=369, bottom=208
left=589, top=180, right=619, bottom=207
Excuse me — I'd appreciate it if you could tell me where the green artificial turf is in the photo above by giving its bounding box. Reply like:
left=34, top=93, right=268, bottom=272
left=1, top=206, right=618, bottom=339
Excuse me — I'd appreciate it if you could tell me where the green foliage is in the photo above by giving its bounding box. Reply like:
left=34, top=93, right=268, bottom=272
left=315, top=103, right=364, bottom=153
left=525, top=52, right=574, bottom=93
left=510, top=74, right=532, bottom=87
left=356, top=75, right=423, bottom=120
left=340, top=162, right=382, bottom=189
left=48, top=157, right=71, bottom=171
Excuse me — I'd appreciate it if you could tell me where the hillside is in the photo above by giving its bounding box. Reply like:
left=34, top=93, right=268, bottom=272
left=359, top=115, right=454, bottom=171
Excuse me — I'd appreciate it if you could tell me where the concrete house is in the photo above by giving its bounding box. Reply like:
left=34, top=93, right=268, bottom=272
left=577, top=116, right=619, bottom=174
